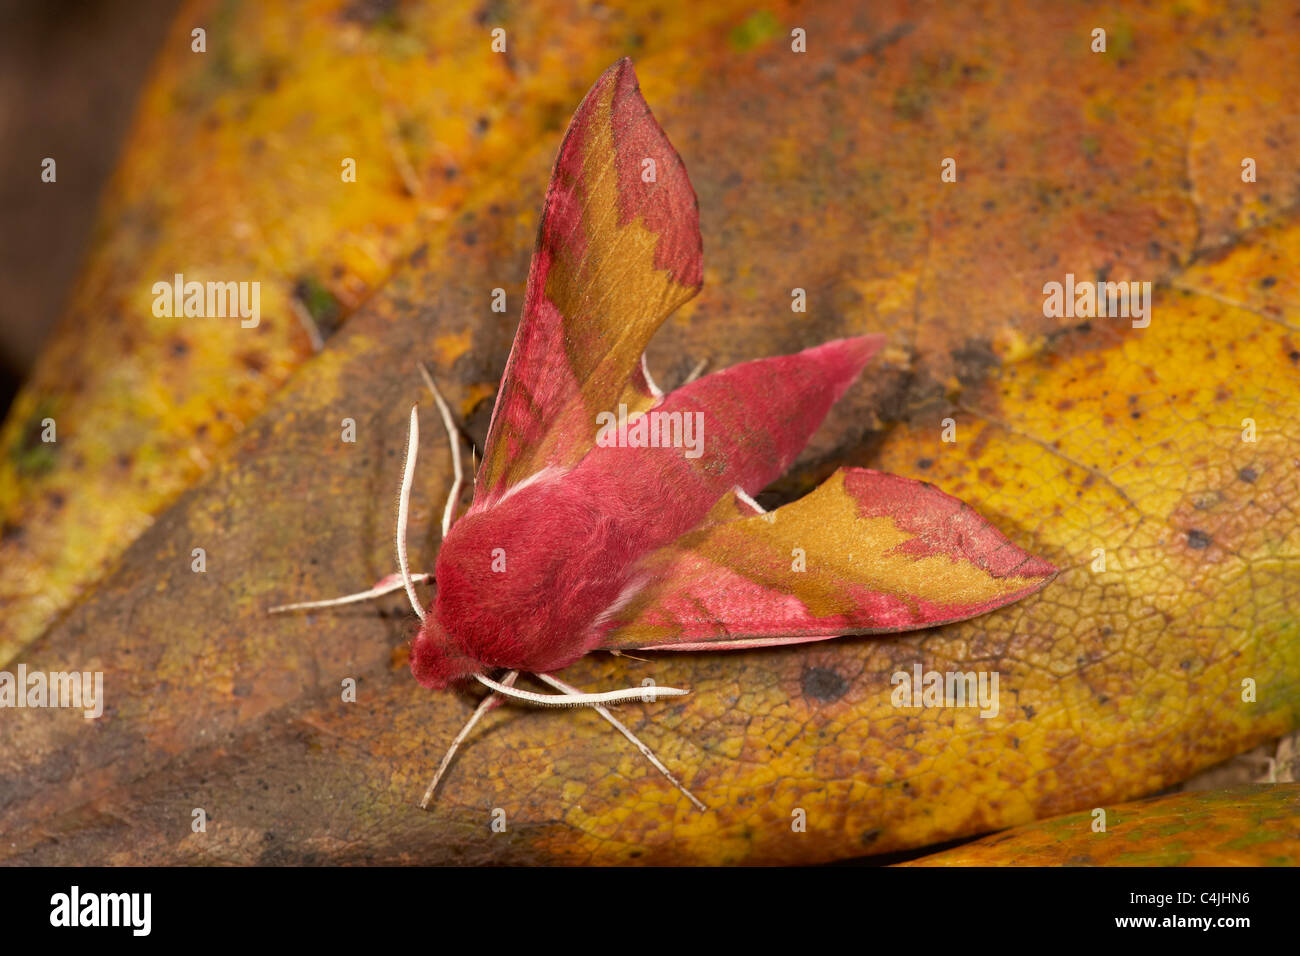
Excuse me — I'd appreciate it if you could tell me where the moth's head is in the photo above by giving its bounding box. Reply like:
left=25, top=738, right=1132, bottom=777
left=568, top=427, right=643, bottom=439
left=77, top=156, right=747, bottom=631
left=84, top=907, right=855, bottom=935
left=410, top=612, right=478, bottom=690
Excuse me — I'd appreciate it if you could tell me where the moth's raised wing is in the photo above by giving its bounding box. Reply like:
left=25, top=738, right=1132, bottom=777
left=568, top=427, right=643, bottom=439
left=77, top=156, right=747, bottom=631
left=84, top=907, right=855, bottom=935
left=602, top=468, right=1057, bottom=651
left=474, top=58, right=702, bottom=504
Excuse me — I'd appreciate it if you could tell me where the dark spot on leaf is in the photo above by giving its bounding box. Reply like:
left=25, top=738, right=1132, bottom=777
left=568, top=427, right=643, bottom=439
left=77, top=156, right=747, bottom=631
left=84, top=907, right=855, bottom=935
left=1238, top=467, right=1257, bottom=483
left=239, top=351, right=268, bottom=375
left=474, top=0, right=508, bottom=27
left=802, top=666, right=849, bottom=702
left=342, top=0, right=400, bottom=28
left=1187, top=529, right=1211, bottom=550
left=859, top=828, right=881, bottom=846
left=916, top=457, right=933, bottom=470
left=295, top=276, right=344, bottom=337
left=1259, top=276, right=1277, bottom=288
left=952, top=339, right=998, bottom=387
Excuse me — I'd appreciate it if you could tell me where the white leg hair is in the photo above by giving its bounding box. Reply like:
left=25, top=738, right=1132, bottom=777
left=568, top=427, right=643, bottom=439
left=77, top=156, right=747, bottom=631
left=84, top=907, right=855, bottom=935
left=417, top=362, right=464, bottom=539
left=275, top=365, right=461, bottom=621
left=420, top=670, right=519, bottom=809
left=536, top=672, right=707, bottom=812
left=269, top=402, right=432, bottom=618
left=396, top=404, right=426, bottom=622
left=474, top=672, right=688, bottom=707
left=268, top=572, right=431, bottom=614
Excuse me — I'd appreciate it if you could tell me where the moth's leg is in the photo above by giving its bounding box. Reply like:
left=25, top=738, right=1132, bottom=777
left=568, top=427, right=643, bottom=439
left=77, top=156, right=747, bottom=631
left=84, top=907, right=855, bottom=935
left=474, top=672, right=688, bottom=705
left=638, top=353, right=664, bottom=399
left=268, top=571, right=431, bottom=614
left=1261, top=756, right=1278, bottom=785
left=395, top=404, right=427, bottom=622
left=417, top=363, right=464, bottom=539
left=273, top=404, right=431, bottom=618
left=276, top=387, right=446, bottom=620
left=680, top=357, right=708, bottom=386
left=607, top=649, right=653, bottom=663
left=536, top=672, right=707, bottom=812
left=643, top=354, right=706, bottom=396
left=420, top=670, right=519, bottom=809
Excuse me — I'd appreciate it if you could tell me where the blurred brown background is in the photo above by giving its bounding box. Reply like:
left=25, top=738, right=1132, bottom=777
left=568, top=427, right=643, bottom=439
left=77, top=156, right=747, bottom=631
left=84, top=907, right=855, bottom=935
left=0, top=0, right=181, bottom=412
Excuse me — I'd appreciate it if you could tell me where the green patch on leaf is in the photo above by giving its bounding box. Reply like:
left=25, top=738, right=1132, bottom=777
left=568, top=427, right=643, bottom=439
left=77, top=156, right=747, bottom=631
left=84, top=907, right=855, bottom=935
left=729, top=11, right=782, bottom=52
left=294, top=276, right=344, bottom=337
left=1111, top=21, right=1136, bottom=62
left=11, top=400, right=58, bottom=479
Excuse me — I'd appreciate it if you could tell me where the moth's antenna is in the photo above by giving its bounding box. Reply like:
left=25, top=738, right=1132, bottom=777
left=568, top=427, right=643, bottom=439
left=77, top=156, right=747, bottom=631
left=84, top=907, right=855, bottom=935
left=536, top=672, right=707, bottom=812
left=420, top=670, right=519, bottom=809
left=397, top=404, right=426, bottom=622
left=474, top=672, right=688, bottom=707
left=268, top=572, right=431, bottom=613
left=417, top=363, right=464, bottom=539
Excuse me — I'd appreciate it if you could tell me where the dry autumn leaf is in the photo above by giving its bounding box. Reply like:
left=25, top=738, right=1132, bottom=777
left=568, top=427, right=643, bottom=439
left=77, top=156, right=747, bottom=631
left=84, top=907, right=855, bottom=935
left=902, top=784, right=1300, bottom=866
left=1, top=0, right=1298, bottom=866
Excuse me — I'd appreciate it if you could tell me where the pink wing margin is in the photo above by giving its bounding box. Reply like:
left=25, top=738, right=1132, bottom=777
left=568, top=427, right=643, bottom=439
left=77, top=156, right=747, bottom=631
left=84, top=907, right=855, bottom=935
left=601, top=468, right=1058, bottom=651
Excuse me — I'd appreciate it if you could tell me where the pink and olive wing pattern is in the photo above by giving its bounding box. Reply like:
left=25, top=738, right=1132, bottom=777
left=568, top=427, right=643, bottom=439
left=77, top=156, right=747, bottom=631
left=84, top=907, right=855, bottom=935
left=602, top=468, right=1058, bottom=651
left=474, top=58, right=703, bottom=503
